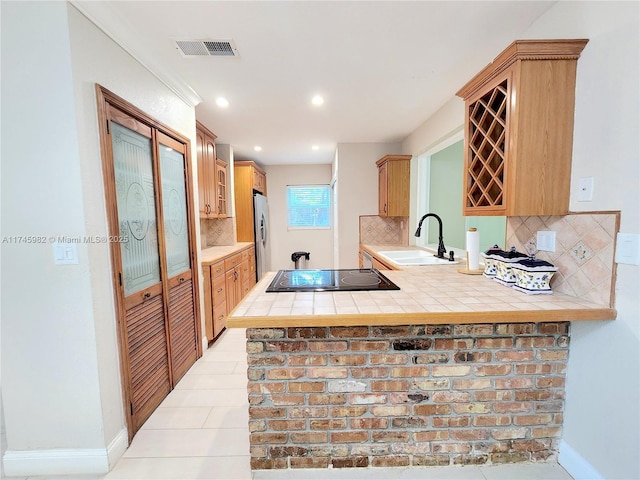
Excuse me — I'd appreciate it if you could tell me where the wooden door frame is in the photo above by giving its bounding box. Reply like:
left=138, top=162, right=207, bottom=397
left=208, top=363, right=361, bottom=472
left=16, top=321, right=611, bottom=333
left=95, top=84, right=202, bottom=440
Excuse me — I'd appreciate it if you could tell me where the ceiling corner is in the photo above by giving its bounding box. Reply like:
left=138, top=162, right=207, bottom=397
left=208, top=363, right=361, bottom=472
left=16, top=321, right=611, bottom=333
left=70, top=1, right=203, bottom=108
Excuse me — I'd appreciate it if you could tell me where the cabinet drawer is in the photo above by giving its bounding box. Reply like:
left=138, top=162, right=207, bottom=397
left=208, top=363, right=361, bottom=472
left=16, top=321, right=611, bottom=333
left=213, top=300, right=227, bottom=338
left=215, top=301, right=227, bottom=321
left=224, top=253, right=243, bottom=271
left=212, top=276, right=226, bottom=307
left=210, top=260, right=225, bottom=279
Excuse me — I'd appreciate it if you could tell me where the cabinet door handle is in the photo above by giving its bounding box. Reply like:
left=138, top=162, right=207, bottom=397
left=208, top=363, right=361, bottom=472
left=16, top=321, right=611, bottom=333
left=143, top=292, right=151, bottom=299
left=179, top=277, right=185, bottom=283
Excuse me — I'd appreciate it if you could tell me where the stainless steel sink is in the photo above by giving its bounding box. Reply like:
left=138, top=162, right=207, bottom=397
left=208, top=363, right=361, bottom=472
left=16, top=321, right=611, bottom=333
left=377, top=249, right=459, bottom=266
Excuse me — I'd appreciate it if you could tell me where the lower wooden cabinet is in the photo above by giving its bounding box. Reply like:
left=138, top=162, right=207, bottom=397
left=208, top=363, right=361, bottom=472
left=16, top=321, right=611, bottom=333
left=372, top=258, right=392, bottom=271
left=203, top=259, right=227, bottom=341
left=242, top=246, right=256, bottom=296
left=359, top=246, right=397, bottom=271
left=225, top=266, right=242, bottom=314
left=203, top=245, right=256, bottom=343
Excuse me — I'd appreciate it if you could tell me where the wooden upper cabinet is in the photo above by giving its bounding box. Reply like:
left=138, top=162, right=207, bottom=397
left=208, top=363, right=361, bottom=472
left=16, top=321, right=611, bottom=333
left=234, top=161, right=267, bottom=242
left=252, top=166, right=267, bottom=195
left=196, top=121, right=228, bottom=218
left=456, top=39, right=588, bottom=217
left=196, top=127, right=211, bottom=217
left=215, top=158, right=228, bottom=217
left=376, top=154, right=411, bottom=217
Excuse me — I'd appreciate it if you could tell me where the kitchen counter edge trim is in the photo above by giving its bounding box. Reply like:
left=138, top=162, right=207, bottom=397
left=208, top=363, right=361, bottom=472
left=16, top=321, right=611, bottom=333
left=226, top=307, right=616, bottom=328
left=200, top=242, right=254, bottom=265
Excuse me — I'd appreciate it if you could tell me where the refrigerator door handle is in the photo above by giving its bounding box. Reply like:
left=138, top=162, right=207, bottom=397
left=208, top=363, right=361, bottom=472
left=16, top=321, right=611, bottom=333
left=260, top=214, right=267, bottom=246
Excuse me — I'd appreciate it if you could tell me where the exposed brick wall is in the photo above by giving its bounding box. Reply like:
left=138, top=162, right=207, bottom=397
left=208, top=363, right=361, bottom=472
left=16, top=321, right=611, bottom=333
left=246, top=323, right=569, bottom=470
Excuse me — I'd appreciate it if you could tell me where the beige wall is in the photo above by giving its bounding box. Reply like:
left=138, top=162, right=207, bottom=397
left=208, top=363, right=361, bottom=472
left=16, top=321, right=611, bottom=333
left=2, top=1, right=107, bottom=457
left=265, top=164, right=334, bottom=270
left=335, top=142, right=402, bottom=268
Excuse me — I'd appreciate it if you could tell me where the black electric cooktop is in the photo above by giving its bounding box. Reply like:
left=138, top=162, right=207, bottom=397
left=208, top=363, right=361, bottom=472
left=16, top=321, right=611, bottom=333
left=265, top=269, right=400, bottom=293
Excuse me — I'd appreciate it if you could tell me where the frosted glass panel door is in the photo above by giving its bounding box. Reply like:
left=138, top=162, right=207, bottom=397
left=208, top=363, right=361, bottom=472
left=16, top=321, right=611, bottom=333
left=158, top=132, right=198, bottom=384
left=159, top=135, right=190, bottom=277
left=111, top=121, right=161, bottom=296
left=99, top=89, right=200, bottom=441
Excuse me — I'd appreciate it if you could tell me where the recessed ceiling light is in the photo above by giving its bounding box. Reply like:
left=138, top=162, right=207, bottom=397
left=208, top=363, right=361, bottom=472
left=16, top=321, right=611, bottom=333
left=311, top=95, right=324, bottom=106
left=216, top=97, right=229, bottom=108
left=312, top=145, right=319, bottom=151
left=254, top=146, right=262, bottom=152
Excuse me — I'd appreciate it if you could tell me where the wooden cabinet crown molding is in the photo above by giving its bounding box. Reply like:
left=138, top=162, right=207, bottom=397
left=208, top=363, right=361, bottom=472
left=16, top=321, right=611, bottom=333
left=375, top=154, right=412, bottom=168
left=234, top=160, right=266, bottom=175
left=456, top=39, right=588, bottom=100
left=195, top=120, right=217, bottom=141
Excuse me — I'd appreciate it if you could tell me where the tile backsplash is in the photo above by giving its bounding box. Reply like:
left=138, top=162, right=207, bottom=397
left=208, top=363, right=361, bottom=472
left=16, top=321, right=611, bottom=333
left=359, top=215, right=409, bottom=245
left=505, top=212, right=620, bottom=307
left=358, top=212, right=620, bottom=308
left=200, top=217, right=236, bottom=248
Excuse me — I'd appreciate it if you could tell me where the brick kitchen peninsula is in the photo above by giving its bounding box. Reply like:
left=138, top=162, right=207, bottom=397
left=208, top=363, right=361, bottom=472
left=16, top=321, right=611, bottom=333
left=226, top=266, right=615, bottom=470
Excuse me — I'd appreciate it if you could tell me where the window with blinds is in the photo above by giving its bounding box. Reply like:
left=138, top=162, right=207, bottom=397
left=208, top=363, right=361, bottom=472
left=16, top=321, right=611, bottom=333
left=287, top=185, right=331, bottom=229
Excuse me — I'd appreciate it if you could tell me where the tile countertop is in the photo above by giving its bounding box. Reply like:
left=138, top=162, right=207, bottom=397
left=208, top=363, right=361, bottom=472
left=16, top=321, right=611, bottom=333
left=225, top=245, right=616, bottom=328
left=200, top=242, right=254, bottom=265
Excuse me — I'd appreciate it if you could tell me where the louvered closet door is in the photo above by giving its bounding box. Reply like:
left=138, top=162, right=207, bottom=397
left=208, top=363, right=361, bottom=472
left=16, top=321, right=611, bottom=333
left=158, top=132, right=198, bottom=383
left=108, top=106, right=171, bottom=433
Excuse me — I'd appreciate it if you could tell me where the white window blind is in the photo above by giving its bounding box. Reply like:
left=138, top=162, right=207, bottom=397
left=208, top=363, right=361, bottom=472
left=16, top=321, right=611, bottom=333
left=287, top=185, right=331, bottom=229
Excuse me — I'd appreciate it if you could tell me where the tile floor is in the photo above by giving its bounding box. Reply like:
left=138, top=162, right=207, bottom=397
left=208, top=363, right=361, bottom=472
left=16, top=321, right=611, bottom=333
left=2, top=328, right=574, bottom=480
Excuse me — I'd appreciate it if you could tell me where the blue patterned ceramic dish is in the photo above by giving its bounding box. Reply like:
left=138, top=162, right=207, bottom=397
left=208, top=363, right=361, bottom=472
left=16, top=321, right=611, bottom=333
left=490, top=247, right=529, bottom=286
left=511, top=258, right=558, bottom=295
left=481, top=245, right=503, bottom=278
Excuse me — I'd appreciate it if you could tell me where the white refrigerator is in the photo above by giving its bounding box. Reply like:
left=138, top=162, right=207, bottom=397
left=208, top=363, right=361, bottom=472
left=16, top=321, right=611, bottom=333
left=253, top=193, right=271, bottom=280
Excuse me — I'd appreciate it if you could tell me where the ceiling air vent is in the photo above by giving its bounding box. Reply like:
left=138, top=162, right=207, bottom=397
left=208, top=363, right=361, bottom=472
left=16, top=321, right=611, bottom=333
left=175, top=39, right=239, bottom=58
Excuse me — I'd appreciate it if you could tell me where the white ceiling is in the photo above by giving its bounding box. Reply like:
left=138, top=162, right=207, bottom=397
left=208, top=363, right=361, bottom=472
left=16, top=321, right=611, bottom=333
left=74, top=1, right=555, bottom=165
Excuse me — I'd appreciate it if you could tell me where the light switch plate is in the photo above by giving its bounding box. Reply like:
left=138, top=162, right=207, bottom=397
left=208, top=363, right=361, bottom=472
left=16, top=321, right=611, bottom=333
left=615, top=233, right=640, bottom=265
left=53, top=242, right=79, bottom=265
left=577, top=177, right=594, bottom=202
left=537, top=231, right=556, bottom=252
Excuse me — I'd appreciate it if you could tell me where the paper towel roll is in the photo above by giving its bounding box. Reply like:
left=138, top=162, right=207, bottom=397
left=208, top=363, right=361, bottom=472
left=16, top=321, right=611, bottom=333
left=466, top=228, right=480, bottom=271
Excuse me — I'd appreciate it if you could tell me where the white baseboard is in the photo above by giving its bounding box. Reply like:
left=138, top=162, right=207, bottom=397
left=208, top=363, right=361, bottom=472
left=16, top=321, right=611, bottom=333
left=559, top=440, right=604, bottom=480
left=3, top=428, right=128, bottom=476
left=107, top=428, right=129, bottom=469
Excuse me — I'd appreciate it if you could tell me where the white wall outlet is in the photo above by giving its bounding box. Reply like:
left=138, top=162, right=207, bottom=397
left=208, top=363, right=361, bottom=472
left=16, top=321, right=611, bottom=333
left=615, top=233, right=640, bottom=265
left=577, top=176, right=594, bottom=202
left=52, top=242, right=79, bottom=265
left=537, top=230, right=556, bottom=252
